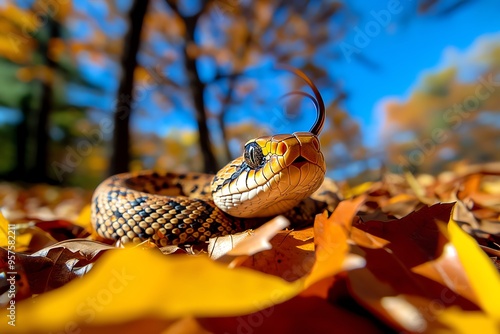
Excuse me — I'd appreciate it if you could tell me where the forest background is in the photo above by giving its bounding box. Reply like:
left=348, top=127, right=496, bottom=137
left=0, top=0, right=499, bottom=188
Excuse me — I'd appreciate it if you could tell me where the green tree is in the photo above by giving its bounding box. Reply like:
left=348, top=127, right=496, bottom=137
left=0, top=1, right=101, bottom=183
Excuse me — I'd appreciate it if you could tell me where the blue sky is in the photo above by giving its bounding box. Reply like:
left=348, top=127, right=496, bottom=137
left=330, top=0, right=500, bottom=147
left=1, top=0, right=499, bottom=150
left=133, top=0, right=500, bottom=146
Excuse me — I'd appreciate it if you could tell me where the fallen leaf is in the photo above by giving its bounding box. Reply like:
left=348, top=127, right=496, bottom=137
left=75, top=204, right=93, bottom=229
left=0, top=213, right=34, bottom=252
left=412, top=240, right=477, bottom=304
left=200, top=294, right=387, bottom=334
left=239, top=226, right=316, bottom=281
left=0, top=247, right=303, bottom=333
left=447, top=212, right=500, bottom=317
left=436, top=307, right=500, bottom=334
left=0, top=212, right=10, bottom=247
left=304, top=196, right=366, bottom=289
left=0, top=200, right=363, bottom=333
left=209, top=215, right=290, bottom=265
left=347, top=203, right=480, bottom=331
left=0, top=239, right=115, bottom=298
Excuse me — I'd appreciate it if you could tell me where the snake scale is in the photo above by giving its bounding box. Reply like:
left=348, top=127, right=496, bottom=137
left=91, top=67, right=328, bottom=246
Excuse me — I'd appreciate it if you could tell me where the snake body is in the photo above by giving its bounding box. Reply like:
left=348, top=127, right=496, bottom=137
left=91, top=67, right=327, bottom=246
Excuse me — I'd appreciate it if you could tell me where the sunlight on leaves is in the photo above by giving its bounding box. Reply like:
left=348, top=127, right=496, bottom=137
left=437, top=307, right=500, bottom=334
left=347, top=203, right=481, bottom=331
left=239, top=226, right=316, bottom=281
left=209, top=215, right=289, bottom=264
left=448, top=213, right=500, bottom=317
left=75, top=204, right=92, bottom=229
left=0, top=199, right=367, bottom=333
left=343, top=182, right=373, bottom=199
left=412, top=241, right=478, bottom=304
left=380, top=295, right=427, bottom=332
left=304, top=196, right=366, bottom=289
left=0, top=247, right=304, bottom=333
left=0, top=212, right=37, bottom=251
left=0, top=211, right=9, bottom=247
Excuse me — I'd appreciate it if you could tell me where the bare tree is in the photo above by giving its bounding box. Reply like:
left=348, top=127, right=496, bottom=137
left=110, top=0, right=151, bottom=175
left=165, top=0, right=219, bottom=173
left=30, top=15, right=60, bottom=183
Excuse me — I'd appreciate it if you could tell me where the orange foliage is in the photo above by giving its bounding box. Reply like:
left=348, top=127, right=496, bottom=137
left=1, top=162, right=500, bottom=332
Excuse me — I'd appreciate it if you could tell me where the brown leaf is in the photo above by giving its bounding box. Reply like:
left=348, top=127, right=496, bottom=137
left=238, top=226, right=315, bottom=281
left=0, top=253, right=32, bottom=305
left=347, top=203, right=481, bottom=331
left=412, top=239, right=477, bottom=303
left=31, top=218, right=90, bottom=241
left=209, top=216, right=290, bottom=266
left=351, top=203, right=455, bottom=265
left=2, top=239, right=115, bottom=296
left=199, top=294, right=387, bottom=334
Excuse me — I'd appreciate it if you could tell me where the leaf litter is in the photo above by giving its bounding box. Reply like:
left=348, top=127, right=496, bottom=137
left=0, top=163, right=499, bottom=333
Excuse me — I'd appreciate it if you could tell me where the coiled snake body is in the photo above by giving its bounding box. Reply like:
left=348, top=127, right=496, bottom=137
left=91, top=68, right=328, bottom=246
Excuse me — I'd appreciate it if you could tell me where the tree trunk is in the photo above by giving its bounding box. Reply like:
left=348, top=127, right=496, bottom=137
left=164, top=0, right=218, bottom=173
left=183, top=16, right=219, bottom=173
left=30, top=17, right=60, bottom=183
left=218, top=81, right=235, bottom=161
left=110, top=0, right=150, bottom=175
left=14, top=97, right=29, bottom=180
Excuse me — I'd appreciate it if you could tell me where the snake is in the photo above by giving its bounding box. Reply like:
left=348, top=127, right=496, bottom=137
left=91, top=67, right=327, bottom=246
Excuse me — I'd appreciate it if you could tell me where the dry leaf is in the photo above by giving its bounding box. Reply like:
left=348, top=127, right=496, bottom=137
left=447, top=213, right=500, bottom=317
left=239, top=226, right=316, bottom=281
left=209, top=215, right=289, bottom=264
left=1, top=239, right=115, bottom=300
left=347, top=203, right=481, bottom=331
left=0, top=201, right=363, bottom=333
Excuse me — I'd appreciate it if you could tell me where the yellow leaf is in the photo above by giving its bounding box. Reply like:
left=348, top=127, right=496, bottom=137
left=0, top=3, right=38, bottom=32
left=0, top=34, right=33, bottom=62
left=75, top=204, right=92, bottom=229
left=0, top=247, right=303, bottom=332
left=404, top=171, right=435, bottom=204
left=437, top=307, right=500, bottom=334
left=0, top=201, right=361, bottom=332
left=448, top=211, right=500, bottom=317
left=0, top=212, right=32, bottom=251
left=387, top=193, right=416, bottom=205
left=0, top=211, right=9, bottom=246
left=343, top=181, right=373, bottom=198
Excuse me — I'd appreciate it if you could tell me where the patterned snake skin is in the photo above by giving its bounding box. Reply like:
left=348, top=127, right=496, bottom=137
left=91, top=67, right=328, bottom=246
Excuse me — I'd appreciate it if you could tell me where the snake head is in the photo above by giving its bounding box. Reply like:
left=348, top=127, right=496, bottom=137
left=211, top=132, right=326, bottom=218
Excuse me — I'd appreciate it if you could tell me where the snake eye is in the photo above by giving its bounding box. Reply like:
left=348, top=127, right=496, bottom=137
left=244, top=142, right=264, bottom=169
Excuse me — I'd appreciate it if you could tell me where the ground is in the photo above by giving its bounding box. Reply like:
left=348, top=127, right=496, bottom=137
left=0, top=163, right=499, bottom=333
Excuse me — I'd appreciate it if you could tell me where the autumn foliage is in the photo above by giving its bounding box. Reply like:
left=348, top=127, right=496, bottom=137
left=0, top=1, right=499, bottom=333
left=1, top=163, right=500, bottom=333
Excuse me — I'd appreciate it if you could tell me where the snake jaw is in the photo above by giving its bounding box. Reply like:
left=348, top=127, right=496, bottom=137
left=212, top=132, right=325, bottom=218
